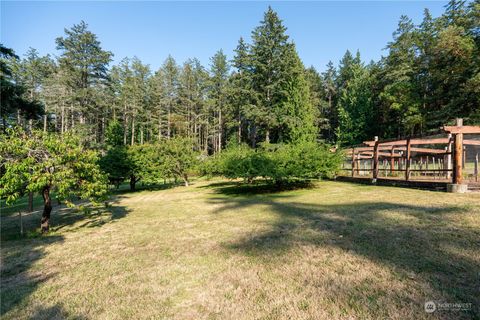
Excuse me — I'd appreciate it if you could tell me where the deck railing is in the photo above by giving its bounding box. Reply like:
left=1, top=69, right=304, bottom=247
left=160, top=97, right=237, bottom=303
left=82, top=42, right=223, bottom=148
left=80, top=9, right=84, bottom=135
left=339, top=119, right=480, bottom=185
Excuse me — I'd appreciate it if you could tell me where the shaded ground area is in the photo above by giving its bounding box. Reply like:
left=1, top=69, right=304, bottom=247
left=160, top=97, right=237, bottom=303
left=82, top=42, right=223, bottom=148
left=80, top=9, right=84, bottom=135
left=1, top=179, right=479, bottom=319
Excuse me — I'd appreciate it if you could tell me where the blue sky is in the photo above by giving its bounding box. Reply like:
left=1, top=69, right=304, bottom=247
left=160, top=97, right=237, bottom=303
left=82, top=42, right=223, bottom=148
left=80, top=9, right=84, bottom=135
left=1, top=1, right=448, bottom=72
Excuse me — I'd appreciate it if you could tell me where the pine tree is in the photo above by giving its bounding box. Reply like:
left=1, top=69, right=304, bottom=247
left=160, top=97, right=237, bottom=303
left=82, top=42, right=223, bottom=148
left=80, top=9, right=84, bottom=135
left=321, top=61, right=337, bottom=142
left=208, top=50, right=230, bottom=153
left=160, top=56, right=179, bottom=138
left=248, top=7, right=316, bottom=143
left=0, top=45, right=44, bottom=130
left=55, top=21, right=113, bottom=141
left=250, top=7, right=290, bottom=143
left=178, top=58, right=208, bottom=150
left=336, top=51, right=374, bottom=145
left=379, top=16, right=422, bottom=136
left=230, top=37, right=255, bottom=146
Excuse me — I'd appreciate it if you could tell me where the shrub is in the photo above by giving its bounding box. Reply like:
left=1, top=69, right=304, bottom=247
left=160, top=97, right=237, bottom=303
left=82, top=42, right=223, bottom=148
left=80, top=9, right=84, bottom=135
left=210, top=141, right=342, bottom=184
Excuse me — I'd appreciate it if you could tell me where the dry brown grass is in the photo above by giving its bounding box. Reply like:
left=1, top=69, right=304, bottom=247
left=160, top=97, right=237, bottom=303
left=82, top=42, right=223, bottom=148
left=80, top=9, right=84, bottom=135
left=1, top=180, right=479, bottom=319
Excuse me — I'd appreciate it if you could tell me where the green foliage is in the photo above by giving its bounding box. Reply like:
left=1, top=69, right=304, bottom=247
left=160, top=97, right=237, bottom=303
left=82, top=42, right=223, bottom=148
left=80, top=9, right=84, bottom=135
left=0, top=127, right=108, bottom=205
left=209, top=142, right=342, bottom=184
left=218, top=143, right=271, bottom=183
left=100, top=137, right=199, bottom=189
left=4, top=3, right=480, bottom=153
left=270, top=142, right=342, bottom=182
left=105, top=120, right=124, bottom=147
left=233, top=6, right=318, bottom=144
left=161, top=137, right=199, bottom=186
left=335, top=55, right=375, bottom=146
left=99, top=146, right=130, bottom=187
left=0, top=45, right=44, bottom=128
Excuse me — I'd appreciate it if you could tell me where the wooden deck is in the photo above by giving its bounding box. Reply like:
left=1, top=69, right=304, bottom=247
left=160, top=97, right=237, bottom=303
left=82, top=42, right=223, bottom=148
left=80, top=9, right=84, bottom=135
left=335, top=175, right=480, bottom=192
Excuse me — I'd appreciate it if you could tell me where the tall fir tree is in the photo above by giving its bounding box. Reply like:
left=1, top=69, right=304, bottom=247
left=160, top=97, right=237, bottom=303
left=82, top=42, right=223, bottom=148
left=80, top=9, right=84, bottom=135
left=55, top=21, right=113, bottom=142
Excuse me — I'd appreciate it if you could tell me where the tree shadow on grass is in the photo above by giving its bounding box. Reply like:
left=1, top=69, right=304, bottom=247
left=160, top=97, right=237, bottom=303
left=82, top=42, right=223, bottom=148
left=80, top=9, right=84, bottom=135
left=1, top=195, right=131, bottom=241
left=0, top=196, right=131, bottom=318
left=200, top=180, right=316, bottom=195
left=109, top=181, right=187, bottom=196
left=1, top=235, right=64, bottom=317
left=207, top=194, right=480, bottom=318
left=27, top=303, right=88, bottom=320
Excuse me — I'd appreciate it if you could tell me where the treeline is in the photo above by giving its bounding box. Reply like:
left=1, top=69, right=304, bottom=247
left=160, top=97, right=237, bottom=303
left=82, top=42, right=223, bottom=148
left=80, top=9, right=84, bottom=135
left=2, top=1, right=480, bottom=149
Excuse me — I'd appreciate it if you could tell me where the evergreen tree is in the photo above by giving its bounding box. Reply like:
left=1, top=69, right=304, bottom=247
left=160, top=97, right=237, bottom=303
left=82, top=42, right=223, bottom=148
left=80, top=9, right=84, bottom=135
left=336, top=52, right=375, bottom=145
left=208, top=50, right=230, bottom=153
left=320, top=61, right=337, bottom=142
left=0, top=45, right=44, bottom=130
left=380, top=16, right=422, bottom=136
left=249, top=7, right=291, bottom=143
left=248, top=7, right=316, bottom=143
left=230, top=37, right=255, bottom=146
left=55, top=21, right=113, bottom=140
left=160, top=55, right=179, bottom=138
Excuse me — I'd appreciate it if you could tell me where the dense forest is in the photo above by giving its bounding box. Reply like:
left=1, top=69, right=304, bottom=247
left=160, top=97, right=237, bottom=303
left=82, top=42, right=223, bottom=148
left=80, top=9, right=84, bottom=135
left=1, top=1, right=479, bottom=151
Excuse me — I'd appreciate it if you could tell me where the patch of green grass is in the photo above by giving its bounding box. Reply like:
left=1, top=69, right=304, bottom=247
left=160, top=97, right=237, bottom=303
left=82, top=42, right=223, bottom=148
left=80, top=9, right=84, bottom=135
left=1, top=179, right=479, bottom=319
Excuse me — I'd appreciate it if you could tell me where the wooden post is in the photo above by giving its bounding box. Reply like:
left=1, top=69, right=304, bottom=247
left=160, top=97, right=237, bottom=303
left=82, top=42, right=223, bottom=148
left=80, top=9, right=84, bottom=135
left=475, top=153, right=478, bottom=182
left=462, top=146, right=466, bottom=169
left=405, top=138, right=411, bottom=181
left=351, top=148, right=356, bottom=177
left=390, top=147, right=395, bottom=174
left=373, top=136, right=379, bottom=181
left=447, top=134, right=453, bottom=179
left=432, top=156, right=436, bottom=179
left=453, top=118, right=464, bottom=185
left=419, top=157, right=423, bottom=177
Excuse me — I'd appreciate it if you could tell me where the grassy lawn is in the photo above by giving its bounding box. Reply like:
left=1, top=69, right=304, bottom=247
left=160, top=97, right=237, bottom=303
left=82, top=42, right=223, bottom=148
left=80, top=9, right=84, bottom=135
left=1, top=180, right=479, bottom=319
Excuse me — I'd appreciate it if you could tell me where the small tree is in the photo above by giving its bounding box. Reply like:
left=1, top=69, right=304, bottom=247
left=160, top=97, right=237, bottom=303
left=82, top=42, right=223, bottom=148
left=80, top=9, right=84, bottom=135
left=219, top=143, right=273, bottom=183
left=99, top=146, right=131, bottom=188
left=212, top=141, right=342, bottom=184
left=162, top=137, right=198, bottom=186
left=0, top=128, right=108, bottom=233
left=127, top=144, right=165, bottom=190
left=100, top=121, right=129, bottom=188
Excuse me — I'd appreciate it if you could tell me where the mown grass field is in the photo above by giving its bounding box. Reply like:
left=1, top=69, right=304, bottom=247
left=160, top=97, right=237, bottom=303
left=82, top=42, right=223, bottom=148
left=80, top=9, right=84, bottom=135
left=1, top=180, right=479, bottom=319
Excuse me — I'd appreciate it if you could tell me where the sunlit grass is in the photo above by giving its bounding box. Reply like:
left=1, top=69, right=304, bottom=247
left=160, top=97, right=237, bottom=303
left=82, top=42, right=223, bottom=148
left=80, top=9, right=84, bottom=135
left=1, top=180, right=479, bottom=319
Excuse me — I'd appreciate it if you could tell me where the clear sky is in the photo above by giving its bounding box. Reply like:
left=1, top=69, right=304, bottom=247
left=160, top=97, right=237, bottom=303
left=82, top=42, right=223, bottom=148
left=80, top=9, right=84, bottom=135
left=1, top=1, right=448, bottom=72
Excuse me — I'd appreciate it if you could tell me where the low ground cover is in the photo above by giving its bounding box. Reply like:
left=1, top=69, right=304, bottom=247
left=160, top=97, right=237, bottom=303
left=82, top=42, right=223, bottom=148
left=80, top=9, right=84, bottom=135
left=1, top=180, right=479, bottom=319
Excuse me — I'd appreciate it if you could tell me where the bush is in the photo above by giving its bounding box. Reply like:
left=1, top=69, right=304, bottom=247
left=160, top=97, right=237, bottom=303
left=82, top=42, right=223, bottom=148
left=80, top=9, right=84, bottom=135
left=271, top=142, right=342, bottom=183
left=222, top=144, right=273, bottom=183
left=209, top=141, right=342, bottom=184
left=100, top=137, right=199, bottom=190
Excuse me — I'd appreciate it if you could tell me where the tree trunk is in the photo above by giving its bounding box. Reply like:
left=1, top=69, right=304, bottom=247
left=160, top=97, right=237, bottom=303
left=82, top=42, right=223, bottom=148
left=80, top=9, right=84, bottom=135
left=130, top=175, right=136, bottom=191
left=265, top=129, right=270, bottom=144
left=158, top=115, right=162, bottom=140
left=238, top=115, right=242, bottom=144
left=28, top=192, right=34, bottom=212
left=124, top=102, right=128, bottom=145
left=218, top=109, right=222, bottom=152
left=251, top=123, right=257, bottom=148
left=131, top=117, right=135, bottom=145
left=61, top=105, right=65, bottom=134
left=43, top=115, right=47, bottom=132
left=167, top=107, right=171, bottom=138
left=41, top=185, right=52, bottom=233
left=183, top=174, right=189, bottom=187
